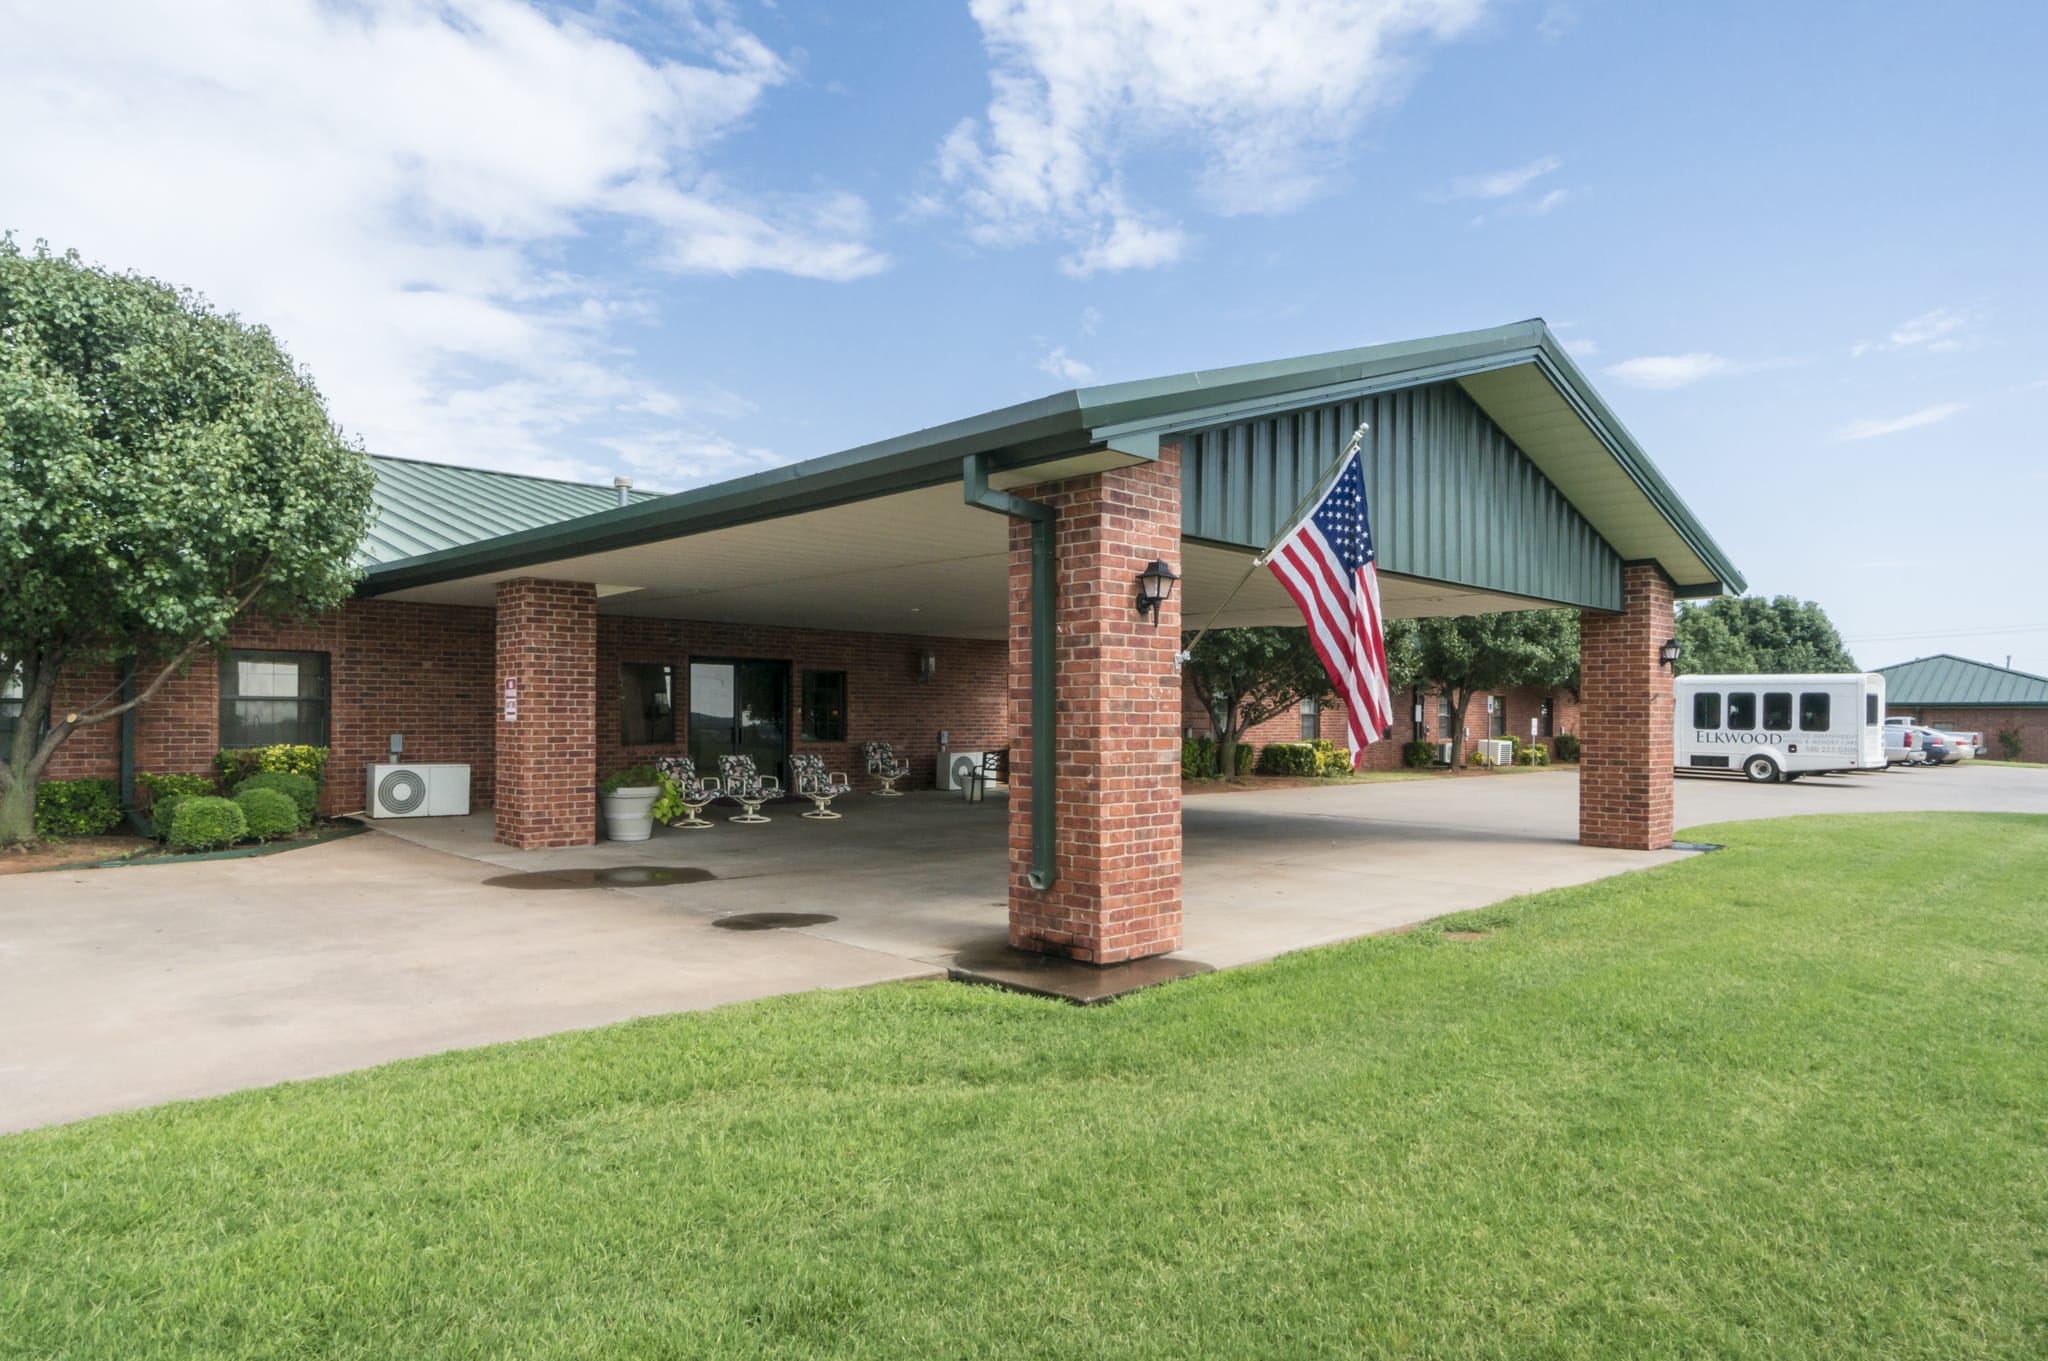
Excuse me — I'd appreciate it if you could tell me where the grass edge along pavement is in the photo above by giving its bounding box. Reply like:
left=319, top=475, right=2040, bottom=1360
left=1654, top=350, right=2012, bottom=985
left=5, top=811, right=2047, bottom=1358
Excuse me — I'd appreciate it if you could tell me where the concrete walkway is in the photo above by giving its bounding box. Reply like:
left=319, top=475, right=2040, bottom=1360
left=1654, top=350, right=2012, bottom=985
left=4, top=763, right=2040, bottom=1132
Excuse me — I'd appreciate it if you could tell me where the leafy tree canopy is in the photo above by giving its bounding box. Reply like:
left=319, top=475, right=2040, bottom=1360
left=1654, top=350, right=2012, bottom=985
left=1180, top=626, right=1331, bottom=779
left=1395, top=609, right=1580, bottom=766
left=1674, top=595, right=1857, bottom=676
left=1, top=238, right=375, bottom=845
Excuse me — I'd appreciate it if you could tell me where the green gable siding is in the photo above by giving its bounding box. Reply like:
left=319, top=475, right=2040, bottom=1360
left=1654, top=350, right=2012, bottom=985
left=1177, top=381, right=1623, bottom=612
left=1875, top=655, right=2048, bottom=708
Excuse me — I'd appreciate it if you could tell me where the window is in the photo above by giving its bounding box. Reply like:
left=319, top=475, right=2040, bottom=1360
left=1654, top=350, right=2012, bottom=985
left=219, top=650, right=329, bottom=748
left=0, top=669, right=20, bottom=745
left=1799, top=692, right=1831, bottom=732
left=1488, top=695, right=1508, bottom=739
left=1727, top=692, right=1757, bottom=730
left=1866, top=693, right=1880, bottom=726
left=1300, top=696, right=1320, bottom=741
left=1693, top=692, right=1722, bottom=729
left=621, top=663, right=675, bottom=746
left=801, top=669, right=848, bottom=742
left=1538, top=699, right=1555, bottom=738
left=1437, top=700, right=1455, bottom=740
left=1763, top=692, right=1794, bottom=731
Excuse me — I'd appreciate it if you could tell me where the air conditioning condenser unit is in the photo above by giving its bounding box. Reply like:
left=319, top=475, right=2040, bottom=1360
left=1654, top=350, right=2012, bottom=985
left=366, top=763, right=471, bottom=818
left=937, top=750, right=985, bottom=793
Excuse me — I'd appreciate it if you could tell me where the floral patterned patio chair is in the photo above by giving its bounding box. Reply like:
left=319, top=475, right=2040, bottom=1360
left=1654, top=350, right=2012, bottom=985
left=863, top=741, right=911, bottom=796
left=787, top=753, right=851, bottom=820
left=653, top=755, right=718, bottom=830
left=716, top=753, right=781, bottom=824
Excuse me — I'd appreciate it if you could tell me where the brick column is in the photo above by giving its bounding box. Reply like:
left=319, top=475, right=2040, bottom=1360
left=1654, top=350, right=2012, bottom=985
left=1578, top=563, right=1676, bottom=850
left=495, top=578, right=597, bottom=849
left=1006, top=447, right=1183, bottom=963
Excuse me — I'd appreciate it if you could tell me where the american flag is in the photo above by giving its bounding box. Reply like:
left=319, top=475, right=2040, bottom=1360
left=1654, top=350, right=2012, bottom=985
left=1265, top=446, right=1393, bottom=767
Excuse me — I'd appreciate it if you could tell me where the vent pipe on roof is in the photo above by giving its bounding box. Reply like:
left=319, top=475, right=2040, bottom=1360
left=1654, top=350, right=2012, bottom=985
left=614, top=476, right=633, bottom=507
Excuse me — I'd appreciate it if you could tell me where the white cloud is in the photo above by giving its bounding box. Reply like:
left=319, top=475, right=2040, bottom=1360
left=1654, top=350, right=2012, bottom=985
left=1853, top=306, right=1974, bottom=357
left=1602, top=353, right=1736, bottom=390
left=1560, top=337, right=1599, bottom=358
left=1078, top=305, right=1105, bottom=336
left=1037, top=345, right=1095, bottom=382
left=939, top=0, right=1491, bottom=273
left=1440, top=154, right=1562, bottom=201
left=1835, top=402, right=1968, bottom=441
left=0, top=0, right=885, bottom=488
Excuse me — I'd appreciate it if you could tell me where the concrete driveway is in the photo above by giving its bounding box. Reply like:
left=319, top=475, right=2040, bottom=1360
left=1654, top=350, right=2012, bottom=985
left=3, top=762, right=2041, bottom=1132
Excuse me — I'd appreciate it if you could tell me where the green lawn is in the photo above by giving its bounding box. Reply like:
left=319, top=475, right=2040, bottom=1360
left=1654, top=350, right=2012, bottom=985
left=6, top=813, right=2048, bottom=1359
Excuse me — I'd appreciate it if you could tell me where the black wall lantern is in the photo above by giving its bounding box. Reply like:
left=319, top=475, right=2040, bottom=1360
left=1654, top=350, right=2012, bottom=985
left=1135, top=560, right=1179, bottom=625
left=1660, top=638, right=1682, bottom=669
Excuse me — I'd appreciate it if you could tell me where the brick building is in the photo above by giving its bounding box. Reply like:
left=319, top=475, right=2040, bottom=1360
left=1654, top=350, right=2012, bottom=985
left=1182, top=681, right=1583, bottom=769
left=1875, top=654, right=2048, bottom=762
left=12, top=321, right=1742, bottom=965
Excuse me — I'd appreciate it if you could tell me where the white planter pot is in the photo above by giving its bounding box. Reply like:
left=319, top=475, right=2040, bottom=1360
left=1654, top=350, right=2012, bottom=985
left=600, top=786, right=660, bottom=842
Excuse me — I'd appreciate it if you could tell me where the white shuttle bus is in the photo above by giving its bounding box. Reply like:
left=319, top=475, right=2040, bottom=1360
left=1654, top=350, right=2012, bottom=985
left=1675, top=673, right=1888, bottom=783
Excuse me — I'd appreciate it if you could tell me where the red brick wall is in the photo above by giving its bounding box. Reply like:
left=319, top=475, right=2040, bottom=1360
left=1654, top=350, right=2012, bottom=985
left=596, top=618, right=1006, bottom=789
left=46, top=601, right=497, bottom=816
left=1006, top=447, right=1182, bottom=964
left=1180, top=676, right=1582, bottom=769
left=1578, top=564, right=1676, bottom=850
left=495, top=578, right=598, bottom=849
left=1889, top=705, right=2048, bottom=762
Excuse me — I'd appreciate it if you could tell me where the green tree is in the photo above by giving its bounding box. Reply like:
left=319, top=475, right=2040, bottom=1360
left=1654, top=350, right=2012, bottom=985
left=1403, top=609, right=1580, bottom=768
left=1674, top=596, right=1857, bottom=675
left=0, top=240, right=374, bottom=847
left=1180, top=627, right=1332, bottom=779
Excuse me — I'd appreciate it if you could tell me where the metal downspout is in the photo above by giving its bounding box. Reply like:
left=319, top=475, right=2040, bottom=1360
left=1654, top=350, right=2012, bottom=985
left=963, top=454, right=1056, bottom=892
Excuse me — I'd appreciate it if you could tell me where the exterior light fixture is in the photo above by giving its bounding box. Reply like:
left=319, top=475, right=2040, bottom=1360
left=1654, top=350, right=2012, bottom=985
left=1135, top=559, right=1179, bottom=625
left=915, top=649, right=937, bottom=685
left=1660, top=638, right=1682, bottom=668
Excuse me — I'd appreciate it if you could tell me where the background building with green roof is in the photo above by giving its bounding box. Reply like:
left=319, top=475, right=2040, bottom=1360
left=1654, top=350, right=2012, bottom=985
left=1875, top=654, right=2048, bottom=761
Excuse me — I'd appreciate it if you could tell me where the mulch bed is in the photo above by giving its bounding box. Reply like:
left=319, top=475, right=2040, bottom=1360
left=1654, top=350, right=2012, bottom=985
left=0, top=835, right=158, bottom=875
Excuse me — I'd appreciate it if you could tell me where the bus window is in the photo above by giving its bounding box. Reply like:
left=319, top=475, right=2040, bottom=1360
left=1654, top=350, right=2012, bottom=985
left=1763, top=692, right=1793, bottom=731
left=1800, top=693, right=1831, bottom=731
left=1727, top=693, right=1756, bottom=730
left=1866, top=693, right=1879, bottom=726
left=1692, top=692, right=1721, bottom=728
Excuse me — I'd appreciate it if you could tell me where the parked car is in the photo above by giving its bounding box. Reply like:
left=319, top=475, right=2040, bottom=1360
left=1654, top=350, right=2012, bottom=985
left=1885, top=716, right=1976, bottom=763
left=1917, top=729, right=1952, bottom=766
left=1882, top=723, right=1923, bottom=766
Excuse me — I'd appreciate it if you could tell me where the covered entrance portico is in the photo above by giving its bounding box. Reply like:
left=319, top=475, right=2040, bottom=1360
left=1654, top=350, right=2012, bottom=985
left=361, top=321, right=1742, bottom=968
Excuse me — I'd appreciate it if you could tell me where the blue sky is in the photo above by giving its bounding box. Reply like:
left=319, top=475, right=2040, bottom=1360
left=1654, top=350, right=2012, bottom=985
left=5, top=1, right=2045, bottom=670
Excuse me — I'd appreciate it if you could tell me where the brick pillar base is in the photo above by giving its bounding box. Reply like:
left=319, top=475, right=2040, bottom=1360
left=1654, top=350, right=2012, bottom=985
left=1579, top=563, right=1676, bottom=851
left=1006, top=448, right=1183, bottom=964
left=495, top=577, right=597, bottom=849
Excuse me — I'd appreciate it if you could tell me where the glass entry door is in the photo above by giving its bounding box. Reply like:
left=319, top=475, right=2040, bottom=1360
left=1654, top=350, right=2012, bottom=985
left=688, top=659, right=790, bottom=778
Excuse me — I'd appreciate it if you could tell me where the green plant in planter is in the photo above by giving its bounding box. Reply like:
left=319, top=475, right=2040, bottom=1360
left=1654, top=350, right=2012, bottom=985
left=600, top=765, right=661, bottom=795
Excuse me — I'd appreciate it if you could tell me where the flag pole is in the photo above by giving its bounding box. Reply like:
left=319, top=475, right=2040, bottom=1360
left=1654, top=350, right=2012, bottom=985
left=1176, top=419, right=1369, bottom=666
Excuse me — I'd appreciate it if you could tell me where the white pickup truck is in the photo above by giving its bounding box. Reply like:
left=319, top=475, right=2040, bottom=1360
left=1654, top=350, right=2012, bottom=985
left=1884, top=716, right=1977, bottom=763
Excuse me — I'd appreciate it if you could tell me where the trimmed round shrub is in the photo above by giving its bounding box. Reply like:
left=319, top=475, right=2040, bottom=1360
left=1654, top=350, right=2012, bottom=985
left=152, top=794, right=190, bottom=842
left=168, top=796, right=248, bottom=851
left=32, top=777, right=123, bottom=838
left=1233, top=743, right=1255, bottom=776
left=233, top=771, right=317, bottom=828
left=234, top=787, right=300, bottom=841
left=1553, top=734, right=1581, bottom=762
left=1180, top=736, right=1217, bottom=780
left=1401, top=740, right=1437, bottom=769
left=1255, top=742, right=1320, bottom=776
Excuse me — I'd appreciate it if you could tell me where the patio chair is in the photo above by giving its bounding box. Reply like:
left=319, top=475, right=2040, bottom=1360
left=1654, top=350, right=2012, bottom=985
left=787, top=753, right=851, bottom=820
left=716, top=753, right=781, bottom=824
left=653, top=755, right=718, bottom=830
left=965, top=748, right=1007, bottom=804
left=863, top=741, right=912, bottom=796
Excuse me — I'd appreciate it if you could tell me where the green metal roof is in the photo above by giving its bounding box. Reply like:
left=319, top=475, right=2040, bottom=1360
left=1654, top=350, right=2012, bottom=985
left=1874, top=654, right=2048, bottom=708
left=359, top=320, right=1744, bottom=601
left=362, top=456, right=656, bottom=567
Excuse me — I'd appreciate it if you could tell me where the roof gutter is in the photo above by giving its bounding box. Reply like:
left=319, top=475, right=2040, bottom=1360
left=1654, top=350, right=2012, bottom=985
left=963, top=453, right=1056, bottom=893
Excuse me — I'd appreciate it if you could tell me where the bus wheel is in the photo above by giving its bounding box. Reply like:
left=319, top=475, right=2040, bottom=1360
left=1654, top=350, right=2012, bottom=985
left=1744, top=755, right=1781, bottom=784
